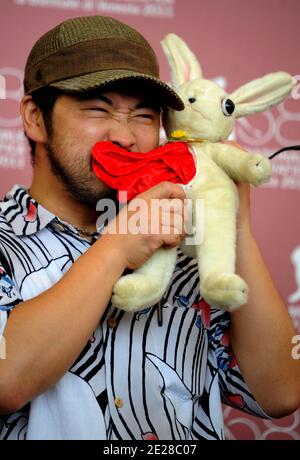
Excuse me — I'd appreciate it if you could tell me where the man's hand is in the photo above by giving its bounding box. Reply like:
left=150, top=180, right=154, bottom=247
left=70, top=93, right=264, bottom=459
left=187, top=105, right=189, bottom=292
left=103, top=181, right=187, bottom=270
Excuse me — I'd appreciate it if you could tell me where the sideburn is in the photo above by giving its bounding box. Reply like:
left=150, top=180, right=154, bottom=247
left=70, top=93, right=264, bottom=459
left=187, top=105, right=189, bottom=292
left=44, top=137, right=116, bottom=209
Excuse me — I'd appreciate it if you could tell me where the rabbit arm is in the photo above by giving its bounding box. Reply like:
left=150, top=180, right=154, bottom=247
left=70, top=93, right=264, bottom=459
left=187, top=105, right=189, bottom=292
left=202, top=142, right=272, bottom=186
left=228, top=186, right=300, bottom=417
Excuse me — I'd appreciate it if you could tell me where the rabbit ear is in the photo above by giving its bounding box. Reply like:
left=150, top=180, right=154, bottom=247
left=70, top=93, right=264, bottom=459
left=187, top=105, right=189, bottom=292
left=161, top=33, right=203, bottom=87
left=229, top=72, right=296, bottom=118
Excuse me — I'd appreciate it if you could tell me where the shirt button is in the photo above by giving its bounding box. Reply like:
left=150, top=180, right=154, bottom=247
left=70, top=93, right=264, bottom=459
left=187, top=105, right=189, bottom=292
left=108, top=317, right=117, bottom=329
left=114, top=397, right=123, bottom=408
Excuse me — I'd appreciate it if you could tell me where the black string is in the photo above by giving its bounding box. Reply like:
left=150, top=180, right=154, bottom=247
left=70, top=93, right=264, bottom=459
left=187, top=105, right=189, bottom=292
left=268, top=145, right=300, bottom=159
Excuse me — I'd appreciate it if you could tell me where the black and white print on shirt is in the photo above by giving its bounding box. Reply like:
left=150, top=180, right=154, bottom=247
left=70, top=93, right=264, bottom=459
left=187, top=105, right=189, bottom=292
left=0, top=185, right=270, bottom=440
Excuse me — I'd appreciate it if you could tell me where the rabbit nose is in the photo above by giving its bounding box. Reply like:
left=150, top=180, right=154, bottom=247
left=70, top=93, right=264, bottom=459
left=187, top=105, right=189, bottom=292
left=221, top=98, right=235, bottom=116
left=188, top=97, right=196, bottom=104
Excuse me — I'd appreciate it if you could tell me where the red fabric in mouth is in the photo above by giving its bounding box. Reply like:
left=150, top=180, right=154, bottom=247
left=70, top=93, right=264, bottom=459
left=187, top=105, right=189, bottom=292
left=92, top=141, right=196, bottom=202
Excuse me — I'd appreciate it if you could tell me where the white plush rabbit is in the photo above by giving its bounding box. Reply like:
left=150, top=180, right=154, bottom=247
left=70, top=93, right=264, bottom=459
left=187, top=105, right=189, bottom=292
left=111, top=33, right=296, bottom=313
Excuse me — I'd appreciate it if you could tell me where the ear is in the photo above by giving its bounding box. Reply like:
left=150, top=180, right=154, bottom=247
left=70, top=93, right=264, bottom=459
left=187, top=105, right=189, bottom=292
left=161, top=33, right=203, bottom=87
left=20, top=95, right=48, bottom=143
left=229, top=72, right=297, bottom=118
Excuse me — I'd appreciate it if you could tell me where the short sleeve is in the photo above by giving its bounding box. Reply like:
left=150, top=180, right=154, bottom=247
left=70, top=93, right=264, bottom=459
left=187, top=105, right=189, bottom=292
left=0, top=259, right=22, bottom=338
left=208, top=308, right=272, bottom=419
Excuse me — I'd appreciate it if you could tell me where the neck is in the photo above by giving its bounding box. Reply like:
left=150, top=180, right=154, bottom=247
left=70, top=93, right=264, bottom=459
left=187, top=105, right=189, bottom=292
left=29, top=160, right=98, bottom=234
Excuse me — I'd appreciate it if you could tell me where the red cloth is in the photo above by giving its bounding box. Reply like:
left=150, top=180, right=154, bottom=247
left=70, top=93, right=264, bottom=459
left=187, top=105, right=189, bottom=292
left=92, top=141, right=196, bottom=202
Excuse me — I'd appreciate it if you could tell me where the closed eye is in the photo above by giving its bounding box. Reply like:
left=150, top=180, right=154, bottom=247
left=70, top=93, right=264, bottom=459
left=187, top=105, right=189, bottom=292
left=83, top=107, right=110, bottom=118
left=136, top=113, right=155, bottom=119
left=86, top=107, right=108, bottom=112
left=132, top=111, right=158, bottom=124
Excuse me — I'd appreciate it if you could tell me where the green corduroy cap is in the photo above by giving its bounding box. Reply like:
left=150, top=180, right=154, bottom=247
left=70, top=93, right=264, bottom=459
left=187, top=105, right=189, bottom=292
left=24, top=15, right=184, bottom=111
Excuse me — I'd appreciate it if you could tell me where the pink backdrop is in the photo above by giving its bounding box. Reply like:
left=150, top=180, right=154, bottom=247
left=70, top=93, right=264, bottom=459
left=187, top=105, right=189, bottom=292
left=1, top=0, right=300, bottom=440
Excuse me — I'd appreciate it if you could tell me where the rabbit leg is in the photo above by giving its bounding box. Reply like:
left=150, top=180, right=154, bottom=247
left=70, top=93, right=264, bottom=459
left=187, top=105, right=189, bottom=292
left=195, top=187, right=248, bottom=312
left=111, top=247, right=177, bottom=312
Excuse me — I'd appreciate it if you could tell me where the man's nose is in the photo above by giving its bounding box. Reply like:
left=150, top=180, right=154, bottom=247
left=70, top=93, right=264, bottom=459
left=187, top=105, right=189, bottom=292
left=108, top=118, right=135, bottom=150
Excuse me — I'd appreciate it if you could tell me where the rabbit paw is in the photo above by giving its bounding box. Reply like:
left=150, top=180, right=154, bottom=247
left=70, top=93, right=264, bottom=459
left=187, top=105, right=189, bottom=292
left=200, top=273, right=248, bottom=312
left=112, top=273, right=163, bottom=312
left=245, top=154, right=272, bottom=186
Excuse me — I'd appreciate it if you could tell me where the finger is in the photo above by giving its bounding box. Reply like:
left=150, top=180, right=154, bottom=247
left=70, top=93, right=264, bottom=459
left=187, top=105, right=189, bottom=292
left=137, top=181, right=187, bottom=201
left=161, top=211, right=186, bottom=236
left=149, top=203, right=185, bottom=232
left=147, top=209, right=185, bottom=236
left=160, top=229, right=183, bottom=247
left=155, top=198, right=184, bottom=214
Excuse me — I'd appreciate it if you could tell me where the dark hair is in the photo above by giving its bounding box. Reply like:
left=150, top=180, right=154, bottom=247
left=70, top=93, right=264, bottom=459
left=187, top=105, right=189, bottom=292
left=25, top=86, right=62, bottom=163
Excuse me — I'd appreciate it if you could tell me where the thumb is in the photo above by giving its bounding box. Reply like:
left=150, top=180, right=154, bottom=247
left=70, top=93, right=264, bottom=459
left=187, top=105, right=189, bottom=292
left=137, top=181, right=187, bottom=201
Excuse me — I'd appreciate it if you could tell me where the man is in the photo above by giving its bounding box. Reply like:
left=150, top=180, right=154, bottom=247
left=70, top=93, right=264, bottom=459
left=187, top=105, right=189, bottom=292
left=0, top=15, right=299, bottom=440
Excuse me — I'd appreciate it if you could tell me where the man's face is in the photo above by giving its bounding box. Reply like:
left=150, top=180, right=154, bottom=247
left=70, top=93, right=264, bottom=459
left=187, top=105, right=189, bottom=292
left=44, top=88, right=161, bottom=207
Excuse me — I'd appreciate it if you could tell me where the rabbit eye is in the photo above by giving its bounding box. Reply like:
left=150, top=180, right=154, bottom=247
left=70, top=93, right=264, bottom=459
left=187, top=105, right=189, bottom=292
left=188, top=97, right=197, bottom=104
left=221, top=98, right=235, bottom=116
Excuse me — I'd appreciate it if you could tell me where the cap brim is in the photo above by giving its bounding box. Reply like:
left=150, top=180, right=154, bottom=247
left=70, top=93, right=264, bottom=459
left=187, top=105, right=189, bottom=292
left=50, top=69, right=184, bottom=111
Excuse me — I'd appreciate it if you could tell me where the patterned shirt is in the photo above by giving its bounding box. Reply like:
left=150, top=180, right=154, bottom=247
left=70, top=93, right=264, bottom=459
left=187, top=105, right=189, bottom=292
left=0, top=185, right=269, bottom=440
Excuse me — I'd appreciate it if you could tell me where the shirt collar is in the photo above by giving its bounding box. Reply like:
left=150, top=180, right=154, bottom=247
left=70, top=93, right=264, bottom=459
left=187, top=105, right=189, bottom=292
left=0, top=185, right=55, bottom=236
